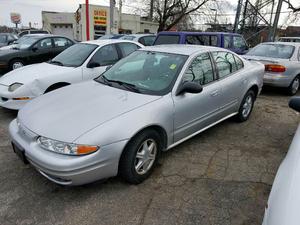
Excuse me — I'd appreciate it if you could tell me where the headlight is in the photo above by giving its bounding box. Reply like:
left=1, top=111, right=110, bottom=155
left=37, top=136, right=99, bottom=155
left=8, top=82, right=23, bottom=92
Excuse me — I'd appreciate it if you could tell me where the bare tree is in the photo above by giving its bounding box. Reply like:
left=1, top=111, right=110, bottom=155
left=283, top=0, right=300, bottom=12
left=152, top=0, right=210, bottom=31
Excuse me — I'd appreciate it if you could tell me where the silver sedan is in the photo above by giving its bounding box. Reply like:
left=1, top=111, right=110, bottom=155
left=9, top=45, right=264, bottom=185
left=244, top=42, right=300, bottom=95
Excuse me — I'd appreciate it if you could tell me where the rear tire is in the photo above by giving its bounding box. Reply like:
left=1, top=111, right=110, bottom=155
left=235, top=90, right=255, bottom=122
left=119, top=129, right=162, bottom=184
left=287, top=76, right=299, bottom=96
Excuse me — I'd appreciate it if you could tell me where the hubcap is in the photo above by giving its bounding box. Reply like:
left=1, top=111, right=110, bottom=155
left=292, top=78, right=299, bottom=94
left=242, top=95, right=253, bottom=118
left=135, top=139, right=157, bottom=175
left=12, top=62, right=24, bottom=70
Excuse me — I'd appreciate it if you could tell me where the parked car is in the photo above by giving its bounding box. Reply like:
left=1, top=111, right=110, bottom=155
left=98, top=34, right=125, bottom=40
left=278, top=37, right=300, bottom=43
left=9, top=45, right=264, bottom=185
left=120, top=34, right=156, bottom=46
left=18, top=30, right=50, bottom=37
left=262, top=97, right=300, bottom=225
left=153, top=31, right=249, bottom=55
left=0, top=40, right=143, bottom=110
left=244, top=42, right=300, bottom=95
left=0, top=35, right=75, bottom=71
left=0, top=34, right=49, bottom=51
left=0, top=33, right=18, bottom=47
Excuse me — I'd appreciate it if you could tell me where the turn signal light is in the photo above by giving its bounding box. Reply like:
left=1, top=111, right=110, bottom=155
left=77, top=145, right=99, bottom=155
left=265, top=64, right=286, bottom=73
left=13, top=97, right=31, bottom=100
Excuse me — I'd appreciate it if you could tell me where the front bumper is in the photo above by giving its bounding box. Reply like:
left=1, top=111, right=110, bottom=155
left=9, top=119, right=127, bottom=185
left=263, top=73, right=293, bottom=88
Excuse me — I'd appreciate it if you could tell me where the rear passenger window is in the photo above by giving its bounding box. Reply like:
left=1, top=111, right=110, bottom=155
left=154, top=35, right=180, bottom=45
left=54, top=37, right=70, bottom=47
left=186, top=35, right=218, bottom=46
left=183, top=53, right=214, bottom=85
left=212, top=51, right=240, bottom=78
left=118, top=42, right=139, bottom=57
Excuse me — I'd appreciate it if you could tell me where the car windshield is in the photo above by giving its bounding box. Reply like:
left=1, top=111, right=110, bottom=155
left=48, top=43, right=98, bottom=67
left=154, top=35, right=180, bottom=45
left=15, top=37, right=39, bottom=49
left=247, top=44, right=295, bottom=59
left=96, top=50, right=188, bottom=95
left=0, top=35, right=7, bottom=43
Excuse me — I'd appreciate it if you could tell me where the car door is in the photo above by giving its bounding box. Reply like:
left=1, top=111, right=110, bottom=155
left=82, top=43, right=120, bottom=80
left=28, top=38, right=54, bottom=63
left=173, top=52, right=223, bottom=142
left=211, top=51, right=246, bottom=115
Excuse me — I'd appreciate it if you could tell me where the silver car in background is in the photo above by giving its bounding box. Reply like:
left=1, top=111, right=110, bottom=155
left=9, top=45, right=264, bottom=185
left=244, top=42, right=300, bottom=95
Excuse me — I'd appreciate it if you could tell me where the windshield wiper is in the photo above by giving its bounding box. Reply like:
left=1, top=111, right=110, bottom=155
left=12, top=47, right=20, bottom=50
left=107, top=79, right=141, bottom=93
left=96, top=75, right=112, bottom=86
left=49, top=60, right=64, bottom=66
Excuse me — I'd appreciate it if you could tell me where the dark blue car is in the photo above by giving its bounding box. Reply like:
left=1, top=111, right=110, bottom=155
left=153, top=31, right=249, bottom=55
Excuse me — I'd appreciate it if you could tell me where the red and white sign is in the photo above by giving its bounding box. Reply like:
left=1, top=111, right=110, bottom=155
left=10, top=13, right=21, bottom=24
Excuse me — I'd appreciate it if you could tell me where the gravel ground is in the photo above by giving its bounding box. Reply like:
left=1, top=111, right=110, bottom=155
left=0, top=88, right=299, bottom=225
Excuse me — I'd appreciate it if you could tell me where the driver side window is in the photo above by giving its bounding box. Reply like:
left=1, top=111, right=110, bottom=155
left=183, top=53, right=214, bottom=85
left=90, top=44, right=119, bottom=66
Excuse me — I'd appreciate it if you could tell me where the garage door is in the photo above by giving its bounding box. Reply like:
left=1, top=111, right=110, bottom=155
left=52, top=24, right=74, bottom=39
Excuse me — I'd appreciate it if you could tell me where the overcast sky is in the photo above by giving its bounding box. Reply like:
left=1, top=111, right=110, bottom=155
left=0, top=0, right=299, bottom=28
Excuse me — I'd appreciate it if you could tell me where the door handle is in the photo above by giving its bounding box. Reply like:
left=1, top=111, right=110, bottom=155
left=210, top=90, right=219, bottom=97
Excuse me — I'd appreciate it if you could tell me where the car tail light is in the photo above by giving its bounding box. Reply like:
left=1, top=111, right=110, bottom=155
left=265, top=64, right=286, bottom=73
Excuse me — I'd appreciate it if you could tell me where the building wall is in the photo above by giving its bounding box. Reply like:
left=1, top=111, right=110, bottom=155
left=140, top=20, right=158, bottom=33
left=120, top=13, right=140, bottom=34
left=42, top=11, right=76, bottom=39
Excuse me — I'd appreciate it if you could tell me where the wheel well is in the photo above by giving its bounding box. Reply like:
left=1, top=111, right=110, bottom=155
left=44, top=82, right=70, bottom=93
left=249, top=85, right=259, bottom=99
left=128, top=125, right=168, bottom=150
left=9, top=58, right=24, bottom=65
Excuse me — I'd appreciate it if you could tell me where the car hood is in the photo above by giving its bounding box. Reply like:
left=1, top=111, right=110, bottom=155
left=18, top=81, right=162, bottom=143
left=0, top=62, right=75, bottom=86
left=0, top=44, right=15, bottom=50
left=0, top=48, right=18, bottom=57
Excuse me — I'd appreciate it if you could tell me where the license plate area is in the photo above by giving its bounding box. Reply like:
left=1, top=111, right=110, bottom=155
left=12, top=142, right=28, bottom=164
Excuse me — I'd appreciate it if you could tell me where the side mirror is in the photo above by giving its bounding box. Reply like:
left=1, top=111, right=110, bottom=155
left=87, top=62, right=100, bottom=68
left=32, top=47, right=38, bottom=52
left=176, top=81, right=203, bottom=96
left=289, top=97, right=300, bottom=113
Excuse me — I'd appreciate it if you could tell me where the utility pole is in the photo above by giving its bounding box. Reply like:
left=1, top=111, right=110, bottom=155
left=149, top=0, right=154, bottom=20
left=118, top=0, right=122, bottom=32
left=109, top=0, right=115, bottom=34
left=268, top=0, right=282, bottom=41
left=85, top=0, right=90, bottom=40
left=234, top=0, right=243, bottom=33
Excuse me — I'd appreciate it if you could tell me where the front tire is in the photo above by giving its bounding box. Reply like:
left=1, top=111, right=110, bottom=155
left=287, top=76, right=299, bottom=96
left=10, top=59, right=24, bottom=70
left=235, top=90, right=255, bottom=122
left=119, top=129, right=162, bottom=184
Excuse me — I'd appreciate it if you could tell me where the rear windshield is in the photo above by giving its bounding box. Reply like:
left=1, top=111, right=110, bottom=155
left=247, top=44, right=295, bottom=59
left=154, top=35, right=180, bottom=45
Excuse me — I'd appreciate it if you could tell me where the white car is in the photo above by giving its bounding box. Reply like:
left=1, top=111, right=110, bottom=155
left=0, top=39, right=143, bottom=110
left=262, top=97, right=300, bottom=225
left=120, top=34, right=156, bottom=46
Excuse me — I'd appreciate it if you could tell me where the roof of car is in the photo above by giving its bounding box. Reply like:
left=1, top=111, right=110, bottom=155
left=82, top=39, right=143, bottom=46
left=140, top=44, right=226, bottom=55
left=279, top=37, right=300, bottom=39
left=124, top=34, right=156, bottom=37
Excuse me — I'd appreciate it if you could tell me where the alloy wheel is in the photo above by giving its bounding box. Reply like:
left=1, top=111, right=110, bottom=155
left=134, top=139, right=157, bottom=175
